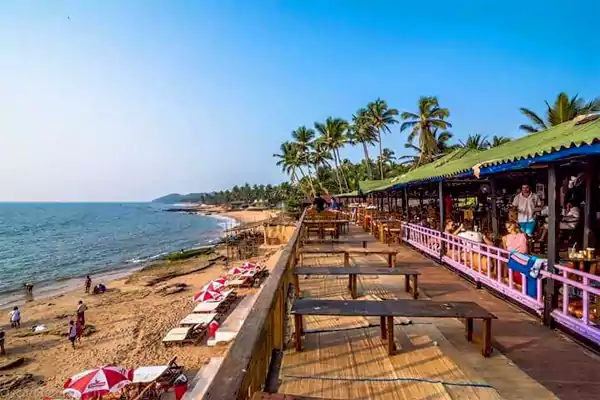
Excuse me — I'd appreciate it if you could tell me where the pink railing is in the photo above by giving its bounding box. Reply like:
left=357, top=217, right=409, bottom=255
left=401, top=222, right=600, bottom=345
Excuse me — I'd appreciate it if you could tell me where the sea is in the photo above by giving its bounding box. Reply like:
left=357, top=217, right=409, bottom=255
left=0, top=202, right=237, bottom=308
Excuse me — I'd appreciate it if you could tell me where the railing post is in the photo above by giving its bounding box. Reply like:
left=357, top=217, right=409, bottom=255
left=438, top=180, right=445, bottom=261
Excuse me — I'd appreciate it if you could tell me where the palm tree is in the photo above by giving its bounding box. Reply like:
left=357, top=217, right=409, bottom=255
left=490, top=135, right=511, bottom=147
left=273, top=142, right=299, bottom=183
left=519, top=92, right=600, bottom=133
left=315, top=117, right=350, bottom=192
left=400, top=96, right=452, bottom=165
left=349, top=109, right=378, bottom=179
left=378, top=148, right=396, bottom=166
left=459, top=134, right=490, bottom=150
left=399, top=129, right=454, bottom=168
left=365, top=99, right=399, bottom=180
left=291, top=126, right=317, bottom=194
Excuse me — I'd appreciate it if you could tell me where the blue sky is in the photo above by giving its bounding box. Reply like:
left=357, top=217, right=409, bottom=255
left=1, top=1, right=598, bottom=201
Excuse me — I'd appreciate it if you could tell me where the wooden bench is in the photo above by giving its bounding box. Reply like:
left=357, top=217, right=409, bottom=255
left=302, top=238, right=368, bottom=248
left=252, top=392, right=327, bottom=400
left=298, top=247, right=398, bottom=268
left=291, top=299, right=496, bottom=357
left=293, top=266, right=420, bottom=299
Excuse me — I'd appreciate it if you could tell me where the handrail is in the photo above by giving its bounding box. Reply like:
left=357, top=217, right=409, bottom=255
left=202, top=208, right=307, bottom=399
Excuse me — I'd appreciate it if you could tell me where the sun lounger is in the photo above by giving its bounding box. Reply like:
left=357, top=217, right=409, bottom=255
left=162, top=323, right=209, bottom=346
left=179, top=313, right=217, bottom=326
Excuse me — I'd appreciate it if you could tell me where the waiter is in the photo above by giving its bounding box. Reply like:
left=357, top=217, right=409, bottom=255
left=512, top=184, right=541, bottom=236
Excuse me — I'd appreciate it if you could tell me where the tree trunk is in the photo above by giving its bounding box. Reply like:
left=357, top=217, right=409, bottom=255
left=298, top=166, right=316, bottom=196
left=377, top=131, right=384, bottom=179
left=331, top=154, right=344, bottom=193
left=336, top=149, right=350, bottom=191
left=362, top=142, right=374, bottom=179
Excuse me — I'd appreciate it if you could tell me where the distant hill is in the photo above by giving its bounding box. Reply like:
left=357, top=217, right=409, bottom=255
left=152, top=193, right=205, bottom=204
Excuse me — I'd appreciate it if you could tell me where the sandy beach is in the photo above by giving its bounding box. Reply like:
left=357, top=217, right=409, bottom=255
left=0, top=209, right=279, bottom=399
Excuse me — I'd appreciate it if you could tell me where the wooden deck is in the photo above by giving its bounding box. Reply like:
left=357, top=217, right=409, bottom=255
left=274, top=225, right=565, bottom=400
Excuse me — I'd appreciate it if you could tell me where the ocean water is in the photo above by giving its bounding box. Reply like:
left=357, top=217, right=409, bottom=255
left=0, top=203, right=235, bottom=305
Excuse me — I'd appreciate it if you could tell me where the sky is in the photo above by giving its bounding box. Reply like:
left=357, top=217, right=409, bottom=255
left=1, top=1, right=599, bottom=202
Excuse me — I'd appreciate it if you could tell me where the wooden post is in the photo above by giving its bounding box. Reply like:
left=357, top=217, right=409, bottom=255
left=544, top=164, right=559, bottom=326
left=438, top=180, right=445, bottom=259
left=490, top=177, right=499, bottom=238
left=404, top=188, right=409, bottom=220
left=583, top=160, right=595, bottom=248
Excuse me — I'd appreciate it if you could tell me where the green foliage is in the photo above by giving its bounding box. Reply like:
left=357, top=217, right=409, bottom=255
left=164, top=247, right=214, bottom=261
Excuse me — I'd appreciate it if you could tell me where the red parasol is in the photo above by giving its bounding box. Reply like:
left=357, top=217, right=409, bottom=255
left=201, top=280, right=226, bottom=292
left=192, top=289, right=224, bottom=303
left=63, top=366, right=133, bottom=399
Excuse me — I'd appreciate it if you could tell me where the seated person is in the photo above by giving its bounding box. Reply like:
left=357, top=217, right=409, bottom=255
left=560, top=202, right=580, bottom=230
left=449, top=221, right=490, bottom=273
left=92, top=283, right=107, bottom=294
left=502, top=222, right=529, bottom=285
left=452, top=220, right=483, bottom=243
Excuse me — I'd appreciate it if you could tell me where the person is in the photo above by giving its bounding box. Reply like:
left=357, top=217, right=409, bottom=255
left=312, top=193, right=328, bottom=212
left=67, top=320, right=78, bottom=348
left=453, top=220, right=484, bottom=243
left=85, top=276, right=92, bottom=294
left=330, top=197, right=341, bottom=211
left=560, top=202, right=580, bottom=230
left=444, top=194, right=453, bottom=220
left=9, top=306, right=21, bottom=329
left=76, top=300, right=87, bottom=326
left=0, top=330, right=5, bottom=356
left=23, top=283, right=33, bottom=293
left=512, top=184, right=541, bottom=236
left=75, top=318, right=83, bottom=343
left=502, top=221, right=529, bottom=285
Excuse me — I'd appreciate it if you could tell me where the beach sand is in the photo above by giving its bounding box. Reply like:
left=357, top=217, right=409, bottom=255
left=218, top=209, right=278, bottom=225
left=0, top=210, right=280, bottom=399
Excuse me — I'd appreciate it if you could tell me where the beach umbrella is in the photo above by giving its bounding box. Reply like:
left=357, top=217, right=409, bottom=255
left=201, top=280, right=226, bottom=292
left=227, top=266, right=245, bottom=276
left=192, top=289, right=223, bottom=303
left=242, top=261, right=261, bottom=269
left=213, top=276, right=228, bottom=285
left=63, top=366, right=133, bottom=400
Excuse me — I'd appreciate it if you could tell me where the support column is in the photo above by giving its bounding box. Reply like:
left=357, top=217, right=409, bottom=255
left=544, top=164, right=559, bottom=326
left=438, top=180, right=445, bottom=259
left=583, top=160, right=595, bottom=248
left=490, top=177, right=499, bottom=238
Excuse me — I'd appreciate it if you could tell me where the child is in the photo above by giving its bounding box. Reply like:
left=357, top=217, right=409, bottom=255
left=67, top=320, right=78, bottom=348
left=9, top=307, right=21, bottom=329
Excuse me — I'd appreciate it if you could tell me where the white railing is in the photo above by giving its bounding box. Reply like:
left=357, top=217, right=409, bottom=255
left=401, top=222, right=600, bottom=346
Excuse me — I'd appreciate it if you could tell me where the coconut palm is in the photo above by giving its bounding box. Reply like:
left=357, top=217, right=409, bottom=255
left=459, top=134, right=490, bottom=150
left=365, top=99, right=399, bottom=180
left=273, top=141, right=313, bottom=194
left=291, top=126, right=317, bottom=193
left=315, top=117, right=350, bottom=192
left=349, top=109, right=378, bottom=179
left=519, top=92, right=600, bottom=133
left=490, top=135, right=511, bottom=147
left=400, top=96, right=452, bottom=164
left=399, top=129, right=454, bottom=168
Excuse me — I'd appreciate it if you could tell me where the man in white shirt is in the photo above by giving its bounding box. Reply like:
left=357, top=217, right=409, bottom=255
left=512, top=184, right=540, bottom=236
left=560, top=202, right=580, bottom=230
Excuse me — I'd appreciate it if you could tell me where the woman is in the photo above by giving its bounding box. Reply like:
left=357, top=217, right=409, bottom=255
left=502, top=221, right=528, bottom=285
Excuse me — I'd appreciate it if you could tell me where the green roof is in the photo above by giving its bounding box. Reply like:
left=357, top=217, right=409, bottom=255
left=367, top=116, right=600, bottom=192
left=336, top=190, right=359, bottom=198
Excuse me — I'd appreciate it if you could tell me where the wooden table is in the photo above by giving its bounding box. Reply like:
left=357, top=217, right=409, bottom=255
left=303, top=220, right=350, bottom=239
left=560, top=257, right=600, bottom=275
left=298, top=247, right=398, bottom=268
left=293, top=266, right=420, bottom=299
left=291, top=299, right=496, bottom=357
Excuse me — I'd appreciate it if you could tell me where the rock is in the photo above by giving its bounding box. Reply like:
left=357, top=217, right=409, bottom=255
left=0, top=373, right=34, bottom=394
left=155, top=283, right=188, bottom=296
left=0, top=358, right=25, bottom=371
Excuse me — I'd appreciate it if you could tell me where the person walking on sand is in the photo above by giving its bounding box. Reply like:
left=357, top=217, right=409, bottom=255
left=76, top=300, right=87, bottom=326
left=75, top=318, right=83, bottom=343
left=85, top=276, right=92, bottom=294
left=67, top=320, right=78, bottom=348
left=9, top=306, right=21, bottom=329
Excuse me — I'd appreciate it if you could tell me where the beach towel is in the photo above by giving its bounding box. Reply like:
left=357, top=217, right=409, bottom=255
left=507, top=252, right=544, bottom=298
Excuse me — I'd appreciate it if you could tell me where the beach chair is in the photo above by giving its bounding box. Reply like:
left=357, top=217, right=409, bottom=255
left=162, top=323, right=209, bottom=346
left=179, top=312, right=217, bottom=326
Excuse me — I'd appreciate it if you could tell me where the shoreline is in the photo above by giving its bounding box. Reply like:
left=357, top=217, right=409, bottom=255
left=0, top=209, right=271, bottom=310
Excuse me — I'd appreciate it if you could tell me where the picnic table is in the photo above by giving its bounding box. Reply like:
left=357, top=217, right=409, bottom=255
left=291, top=299, right=496, bottom=357
left=298, top=247, right=398, bottom=268
left=301, top=238, right=368, bottom=248
left=293, top=266, right=420, bottom=299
